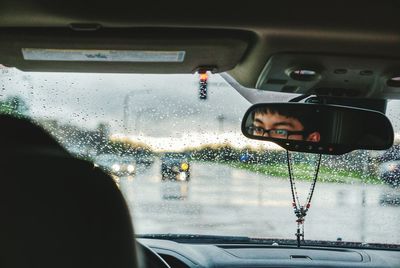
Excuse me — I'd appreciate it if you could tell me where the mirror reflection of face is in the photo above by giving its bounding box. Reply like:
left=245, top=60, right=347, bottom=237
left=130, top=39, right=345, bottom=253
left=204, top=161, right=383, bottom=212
left=251, top=110, right=321, bottom=142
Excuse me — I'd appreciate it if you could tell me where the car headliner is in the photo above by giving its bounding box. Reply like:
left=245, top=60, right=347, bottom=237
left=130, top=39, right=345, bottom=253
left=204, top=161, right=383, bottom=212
left=0, top=1, right=400, bottom=98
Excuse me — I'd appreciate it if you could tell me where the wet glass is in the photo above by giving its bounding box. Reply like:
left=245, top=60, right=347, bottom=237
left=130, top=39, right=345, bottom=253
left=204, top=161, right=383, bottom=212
left=0, top=67, right=399, bottom=245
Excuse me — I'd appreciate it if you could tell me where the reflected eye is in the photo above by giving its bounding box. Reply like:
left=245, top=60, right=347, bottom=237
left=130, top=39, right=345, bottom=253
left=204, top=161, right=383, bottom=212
left=270, top=129, right=288, bottom=137
left=251, top=126, right=265, bottom=135
left=254, top=127, right=264, bottom=133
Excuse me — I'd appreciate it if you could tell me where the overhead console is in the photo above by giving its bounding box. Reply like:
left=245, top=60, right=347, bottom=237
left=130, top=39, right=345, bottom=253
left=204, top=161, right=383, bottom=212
left=255, top=53, right=400, bottom=100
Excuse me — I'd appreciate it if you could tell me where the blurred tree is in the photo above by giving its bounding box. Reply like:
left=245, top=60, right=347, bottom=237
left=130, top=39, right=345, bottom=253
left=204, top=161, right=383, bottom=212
left=0, top=95, right=29, bottom=118
left=99, top=139, right=153, bottom=157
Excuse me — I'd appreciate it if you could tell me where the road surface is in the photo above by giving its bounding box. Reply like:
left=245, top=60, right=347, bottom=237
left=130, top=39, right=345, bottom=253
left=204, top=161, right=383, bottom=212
left=118, top=159, right=400, bottom=245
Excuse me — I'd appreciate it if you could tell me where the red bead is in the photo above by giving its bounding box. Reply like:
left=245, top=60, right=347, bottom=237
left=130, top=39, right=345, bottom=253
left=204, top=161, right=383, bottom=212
left=306, top=204, right=310, bottom=208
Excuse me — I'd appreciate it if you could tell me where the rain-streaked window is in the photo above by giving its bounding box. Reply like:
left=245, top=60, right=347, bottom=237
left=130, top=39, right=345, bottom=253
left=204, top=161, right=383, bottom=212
left=1, top=67, right=399, bottom=244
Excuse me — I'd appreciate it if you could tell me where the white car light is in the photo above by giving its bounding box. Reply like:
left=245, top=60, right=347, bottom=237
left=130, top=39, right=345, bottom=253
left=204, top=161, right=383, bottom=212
left=127, top=164, right=135, bottom=173
left=388, top=163, right=397, bottom=172
left=380, top=161, right=400, bottom=174
left=112, top=164, right=121, bottom=172
left=177, top=172, right=187, bottom=181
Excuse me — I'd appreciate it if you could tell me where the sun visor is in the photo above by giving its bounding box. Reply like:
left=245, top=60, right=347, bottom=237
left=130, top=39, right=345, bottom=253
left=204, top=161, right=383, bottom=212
left=0, top=28, right=250, bottom=73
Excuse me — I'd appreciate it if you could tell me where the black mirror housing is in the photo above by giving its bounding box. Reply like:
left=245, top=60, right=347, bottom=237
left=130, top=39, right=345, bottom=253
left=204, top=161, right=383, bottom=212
left=242, top=103, right=394, bottom=155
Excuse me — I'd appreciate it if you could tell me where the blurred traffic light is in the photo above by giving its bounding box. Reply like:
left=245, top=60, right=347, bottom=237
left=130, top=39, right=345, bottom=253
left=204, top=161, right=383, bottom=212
left=199, top=72, right=208, bottom=100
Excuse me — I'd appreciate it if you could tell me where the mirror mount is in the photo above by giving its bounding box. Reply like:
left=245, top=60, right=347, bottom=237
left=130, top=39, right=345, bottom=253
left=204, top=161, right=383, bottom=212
left=289, top=94, right=311, bottom=103
left=288, top=94, right=387, bottom=114
left=304, top=95, right=387, bottom=113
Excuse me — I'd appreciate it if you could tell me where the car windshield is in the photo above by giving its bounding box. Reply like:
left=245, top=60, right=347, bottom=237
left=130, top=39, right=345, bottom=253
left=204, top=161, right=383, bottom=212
left=1, top=67, right=399, bottom=245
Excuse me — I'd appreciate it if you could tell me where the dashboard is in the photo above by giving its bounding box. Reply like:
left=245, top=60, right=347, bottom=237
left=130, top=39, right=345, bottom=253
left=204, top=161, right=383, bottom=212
left=138, top=238, right=400, bottom=268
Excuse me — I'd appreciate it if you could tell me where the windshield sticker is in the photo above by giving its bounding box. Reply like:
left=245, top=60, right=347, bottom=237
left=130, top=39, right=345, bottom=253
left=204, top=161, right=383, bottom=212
left=22, top=48, right=186, bottom=62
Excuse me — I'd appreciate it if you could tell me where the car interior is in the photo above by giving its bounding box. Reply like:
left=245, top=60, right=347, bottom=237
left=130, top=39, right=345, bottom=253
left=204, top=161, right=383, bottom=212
left=0, top=1, right=400, bottom=267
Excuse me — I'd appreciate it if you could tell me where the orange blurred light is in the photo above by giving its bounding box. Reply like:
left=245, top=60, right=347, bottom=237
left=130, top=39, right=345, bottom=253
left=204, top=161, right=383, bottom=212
left=200, top=73, right=208, bottom=80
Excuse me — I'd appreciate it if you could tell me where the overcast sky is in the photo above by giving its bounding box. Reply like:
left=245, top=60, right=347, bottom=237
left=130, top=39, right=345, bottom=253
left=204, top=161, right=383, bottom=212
left=1, top=68, right=399, bottom=145
left=1, top=69, right=253, bottom=137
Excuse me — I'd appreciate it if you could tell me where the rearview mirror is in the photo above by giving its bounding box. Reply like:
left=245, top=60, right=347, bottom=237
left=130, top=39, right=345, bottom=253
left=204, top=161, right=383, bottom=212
left=242, top=103, right=394, bottom=155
